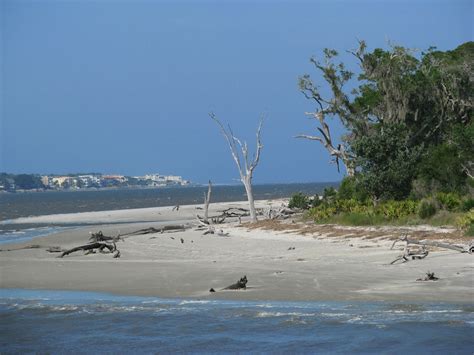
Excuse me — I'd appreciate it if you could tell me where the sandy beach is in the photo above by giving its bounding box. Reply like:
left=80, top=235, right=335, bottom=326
left=1, top=200, right=473, bottom=303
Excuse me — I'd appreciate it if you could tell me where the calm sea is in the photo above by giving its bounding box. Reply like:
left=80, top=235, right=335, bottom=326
left=0, top=182, right=336, bottom=244
left=1, top=289, right=472, bottom=354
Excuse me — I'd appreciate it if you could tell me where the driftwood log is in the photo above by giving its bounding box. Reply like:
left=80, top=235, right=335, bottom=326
left=119, top=225, right=188, bottom=237
left=89, top=231, right=123, bottom=243
left=210, top=276, right=248, bottom=292
left=390, top=234, right=473, bottom=264
left=59, top=242, right=120, bottom=258
left=417, top=271, right=439, bottom=281
left=223, top=275, right=248, bottom=290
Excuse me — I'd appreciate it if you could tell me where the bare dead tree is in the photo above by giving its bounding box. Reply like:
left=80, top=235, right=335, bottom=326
left=296, top=48, right=359, bottom=176
left=210, top=112, right=264, bottom=222
left=203, top=180, right=212, bottom=223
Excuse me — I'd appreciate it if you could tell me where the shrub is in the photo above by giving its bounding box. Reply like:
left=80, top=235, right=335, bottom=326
left=461, top=198, right=474, bottom=212
left=436, top=192, right=461, bottom=211
left=309, top=205, right=337, bottom=221
left=288, top=192, right=310, bottom=210
left=418, top=199, right=437, bottom=219
left=376, top=200, right=419, bottom=219
left=323, top=187, right=337, bottom=201
left=455, top=210, right=474, bottom=230
left=337, top=176, right=368, bottom=201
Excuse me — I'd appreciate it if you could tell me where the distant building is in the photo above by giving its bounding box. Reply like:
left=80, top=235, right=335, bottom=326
left=40, top=176, right=50, bottom=186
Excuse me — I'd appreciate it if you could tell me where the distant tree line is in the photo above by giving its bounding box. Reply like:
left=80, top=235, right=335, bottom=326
left=0, top=173, right=44, bottom=190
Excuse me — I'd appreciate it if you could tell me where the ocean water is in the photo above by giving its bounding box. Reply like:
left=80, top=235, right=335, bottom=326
left=0, top=183, right=336, bottom=221
left=0, top=182, right=336, bottom=244
left=0, top=289, right=472, bottom=354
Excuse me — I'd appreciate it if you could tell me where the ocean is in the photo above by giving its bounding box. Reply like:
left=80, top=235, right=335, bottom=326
left=0, top=182, right=336, bottom=244
left=1, top=289, right=472, bottom=354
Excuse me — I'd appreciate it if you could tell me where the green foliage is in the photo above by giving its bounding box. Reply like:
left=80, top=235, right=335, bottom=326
left=13, top=174, right=44, bottom=190
left=455, top=210, right=474, bottom=235
left=376, top=200, right=419, bottom=219
left=418, top=199, right=437, bottom=219
left=435, top=192, right=461, bottom=211
left=461, top=198, right=474, bottom=212
left=418, top=143, right=466, bottom=193
left=300, top=41, right=473, bottom=201
left=323, top=187, right=337, bottom=200
left=337, top=176, right=368, bottom=201
left=309, top=198, right=419, bottom=223
left=352, top=123, right=421, bottom=200
left=288, top=192, right=310, bottom=210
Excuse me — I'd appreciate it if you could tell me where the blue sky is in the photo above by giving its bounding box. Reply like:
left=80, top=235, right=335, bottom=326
left=1, top=0, right=472, bottom=184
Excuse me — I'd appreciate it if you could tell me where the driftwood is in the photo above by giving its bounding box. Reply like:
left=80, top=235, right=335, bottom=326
left=265, top=206, right=299, bottom=220
left=89, top=231, right=123, bottom=243
left=391, top=235, right=472, bottom=253
left=390, top=235, right=472, bottom=264
left=210, top=276, right=248, bottom=292
left=59, top=242, right=120, bottom=258
left=417, top=271, right=439, bottom=281
left=119, top=225, right=188, bottom=237
left=223, top=275, right=248, bottom=290
left=197, top=207, right=250, bottom=226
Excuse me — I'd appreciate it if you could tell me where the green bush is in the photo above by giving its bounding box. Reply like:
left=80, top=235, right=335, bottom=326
left=323, top=187, right=337, bottom=201
left=418, top=199, right=437, bottom=219
left=337, top=176, right=368, bottom=201
left=461, top=198, right=474, bottom=212
left=288, top=192, right=310, bottom=210
left=436, top=192, right=461, bottom=211
left=374, top=200, right=419, bottom=219
left=309, top=205, right=337, bottom=221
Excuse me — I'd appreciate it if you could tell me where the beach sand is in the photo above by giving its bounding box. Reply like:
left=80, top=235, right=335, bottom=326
left=1, top=200, right=473, bottom=302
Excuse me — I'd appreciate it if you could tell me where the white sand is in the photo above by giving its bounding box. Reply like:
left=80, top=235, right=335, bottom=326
left=1, top=201, right=473, bottom=302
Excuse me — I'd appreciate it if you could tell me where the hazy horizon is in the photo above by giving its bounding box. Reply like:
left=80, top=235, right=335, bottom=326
left=1, top=0, right=472, bottom=184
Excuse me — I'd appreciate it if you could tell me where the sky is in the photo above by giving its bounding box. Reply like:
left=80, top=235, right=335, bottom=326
left=1, top=0, right=472, bottom=184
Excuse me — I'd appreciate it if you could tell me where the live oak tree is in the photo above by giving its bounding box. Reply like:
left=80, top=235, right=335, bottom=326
left=298, top=41, right=473, bottom=200
left=210, top=113, right=263, bottom=222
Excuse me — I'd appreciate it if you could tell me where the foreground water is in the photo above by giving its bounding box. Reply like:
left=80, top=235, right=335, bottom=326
left=0, top=289, right=472, bottom=353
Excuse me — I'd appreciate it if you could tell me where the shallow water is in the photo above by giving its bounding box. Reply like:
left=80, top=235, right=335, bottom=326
left=0, top=289, right=472, bottom=353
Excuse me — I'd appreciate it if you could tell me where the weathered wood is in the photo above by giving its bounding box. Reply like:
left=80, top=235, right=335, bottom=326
left=391, top=235, right=471, bottom=253
left=89, top=231, right=122, bottom=243
left=119, top=225, right=188, bottom=237
left=59, top=242, right=116, bottom=258
left=223, top=275, right=248, bottom=290
left=203, top=180, right=212, bottom=223
left=210, top=112, right=264, bottom=222
left=417, top=271, right=439, bottom=281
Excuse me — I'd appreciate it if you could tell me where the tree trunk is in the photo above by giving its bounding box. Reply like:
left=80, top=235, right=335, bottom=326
left=243, top=176, right=257, bottom=222
left=204, top=180, right=212, bottom=223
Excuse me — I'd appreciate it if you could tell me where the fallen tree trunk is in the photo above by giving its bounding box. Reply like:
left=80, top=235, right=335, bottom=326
left=59, top=242, right=119, bottom=258
left=119, top=225, right=188, bottom=237
left=390, top=235, right=472, bottom=264
left=223, top=275, right=248, bottom=290
left=391, top=235, right=472, bottom=253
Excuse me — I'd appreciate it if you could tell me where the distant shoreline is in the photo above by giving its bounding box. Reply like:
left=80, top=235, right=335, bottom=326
left=0, top=181, right=340, bottom=194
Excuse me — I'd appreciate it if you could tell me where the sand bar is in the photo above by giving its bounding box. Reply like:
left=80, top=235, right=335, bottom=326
left=1, top=200, right=473, bottom=303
